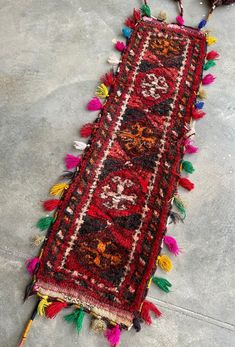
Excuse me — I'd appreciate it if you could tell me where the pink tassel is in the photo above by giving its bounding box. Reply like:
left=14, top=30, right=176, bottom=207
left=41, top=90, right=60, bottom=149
left=104, top=324, right=121, bottom=347
left=64, top=154, right=81, bottom=170
left=202, top=74, right=216, bottom=85
left=192, top=109, right=206, bottom=120
left=141, top=301, right=162, bottom=325
left=184, top=138, right=199, bottom=154
left=86, top=97, right=103, bottom=111
left=163, top=235, right=181, bottom=256
left=25, top=257, right=40, bottom=275
left=115, top=41, right=126, bottom=52
left=206, top=50, right=220, bottom=61
left=80, top=123, right=93, bottom=138
left=176, top=16, right=184, bottom=26
left=43, top=199, right=60, bottom=211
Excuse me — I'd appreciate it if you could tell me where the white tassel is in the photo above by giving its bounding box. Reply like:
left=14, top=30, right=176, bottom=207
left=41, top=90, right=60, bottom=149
left=73, top=141, right=87, bottom=151
left=107, top=55, right=120, bottom=66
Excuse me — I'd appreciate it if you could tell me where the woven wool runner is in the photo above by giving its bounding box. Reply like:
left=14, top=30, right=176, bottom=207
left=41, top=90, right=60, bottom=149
left=34, top=18, right=206, bottom=326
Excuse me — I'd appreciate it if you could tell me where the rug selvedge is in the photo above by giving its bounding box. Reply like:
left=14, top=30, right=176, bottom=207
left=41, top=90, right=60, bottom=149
left=20, top=4, right=219, bottom=346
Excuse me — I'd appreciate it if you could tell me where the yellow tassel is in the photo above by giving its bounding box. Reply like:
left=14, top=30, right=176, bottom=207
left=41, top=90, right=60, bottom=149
left=49, top=182, right=69, bottom=196
left=206, top=36, right=217, bottom=46
left=198, top=87, right=207, bottom=100
left=95, top=84, right=109, bottom=99
left=37, top=295, right=51, bottom=316
left=157, top=254, right=173, bottom=272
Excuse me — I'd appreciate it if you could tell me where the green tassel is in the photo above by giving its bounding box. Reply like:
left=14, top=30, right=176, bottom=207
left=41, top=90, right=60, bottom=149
left=36, top=216, right=53, bottom=231
left=64, top=308, right=85, bottom=334
left=203, top=60, right=216, bottom=70
left=173, top=196, right=186, bottom=219
left=141, top=4, right=151, bottom=17
left=152, top=277, right=172, bottom=293
left=182, top=160, right=195, bottom=174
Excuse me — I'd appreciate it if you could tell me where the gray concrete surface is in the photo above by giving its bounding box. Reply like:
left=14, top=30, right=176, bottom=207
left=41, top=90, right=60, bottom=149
left=0, top=1, right=234, bottom=346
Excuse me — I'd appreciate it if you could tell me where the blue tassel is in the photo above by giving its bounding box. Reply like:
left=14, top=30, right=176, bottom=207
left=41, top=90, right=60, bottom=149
left=122, top=27, right=133, bottom=39
left=198, top=19, right=207, bottom=30
left=195, top=101, right=204, bottom=109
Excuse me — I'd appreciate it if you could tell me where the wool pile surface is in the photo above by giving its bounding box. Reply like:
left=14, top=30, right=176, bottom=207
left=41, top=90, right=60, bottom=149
left=34, top=18, right=206, bottom=328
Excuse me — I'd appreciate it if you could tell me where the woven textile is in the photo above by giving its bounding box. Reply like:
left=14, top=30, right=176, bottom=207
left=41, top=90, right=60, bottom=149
left=34, top=18, right=206, bottom=328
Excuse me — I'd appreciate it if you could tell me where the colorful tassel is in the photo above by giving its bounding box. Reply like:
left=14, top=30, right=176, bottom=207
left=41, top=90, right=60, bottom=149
left=107, top=55, right=120, bottom=65
left=115, top=41, right=126, bottom=52
left=125, top=17, right=136, bottom=29
left=204, top=60, right=216, bottom=70
left=73, top=141, right=87, bottom=151
left=36, top=216, right=53, bottom=231
left=64, top=307, right=85, bottom=334
left=173, top=195, right=186, bottom=218
left=141, top=4, right=151, bottom=17
left=202, top=74, right=216, bottom=85
left=152, top=277, right=172, bottom=293
left=192, top=108, right=206, bottom=120
left=101, top=72, right=115, bottom=87
left=37, top=296, right=51, bottom=316
left=43, top=199, right=59, bottom=212
left=163, top=235, right=180, bottom=256
left=64, top=154, right=81, bottom=170
left=104, top=324, right=121, bottom=346
left=122, top=27, right=132, bottom=39
left=179, top=177, right=194, bottom=191
left=157, top=254, right=173, bottom=272
left=176, top=15, right=184, bottom=26
left=195, top=101, right=204, bottom=109
left=182, top=160, right=195, bottom=174
left=206, top=36, right=217, bottom=46
left=46, top=301, right=68, bottom=319
left=31, top=234, right=45, bottom=247
left=184, top=139, right=198, bottom=154
left=60, top=171, right=74, bottom=180
left=91, top=318, right=107, bottom=334
left=206, top=50, right=220, bottom=61
left=198, top=87, right=207, bottom=99
left=87, top=97, right=103, bottom=111
left=25, top=257, right=40, bottom=275
left=198, top=19, right=207, bottom=29
left=80, top=123, right=93, bottom=138
left=96, top=83, right=109, bottom=99
left=133, top=8, right=141, bottom=22
left=170, top=211, right=184, bottom=224
left=50, top=182, right=69, bottom=196
left=133, top=316, right=142, bottom=332
left=141, top=301, right=162, bottom=325
left=157, top=11, right=167, bottom=22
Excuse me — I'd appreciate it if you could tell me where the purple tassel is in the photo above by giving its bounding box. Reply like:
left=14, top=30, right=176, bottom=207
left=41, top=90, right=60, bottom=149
left=25, top=257, right=40, bottom=275
left=163, top=236, right=180, bottom=256
left=104, top=324, right=121, bottom=346
left=86, top=97, right=103, bottom=111
left=202, top=74, right=216, bottom=85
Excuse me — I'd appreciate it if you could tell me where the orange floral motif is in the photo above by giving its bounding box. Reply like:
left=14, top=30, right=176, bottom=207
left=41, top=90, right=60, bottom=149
left=150, top=38, right=181, bottom=56
left=119, top=122, right=156, bottom=154
left=79, top=239, right=122, bottom=269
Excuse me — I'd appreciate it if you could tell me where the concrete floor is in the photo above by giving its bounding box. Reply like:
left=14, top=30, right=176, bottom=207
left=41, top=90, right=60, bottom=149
left=0, top=1, right=234, bottom=346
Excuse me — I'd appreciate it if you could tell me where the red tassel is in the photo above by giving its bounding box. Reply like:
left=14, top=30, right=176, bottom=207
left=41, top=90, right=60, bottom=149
left=141, top=301, right=162, bottom=325
left=133, top=8, right=141, bottom=22
left=64, top=154, right=81, bottom=170
left=202, top=74, right=216, bottom=85
left=192, top=109, right=206, bottom=120
left=43, top=199, right=60, bottom=211
left=125, top=17, right=136, bottom=29
left=179, top=177, right=194, bottom=191
left=206, top=50, right=220, bottom=61
left=101, top=71, right=115, bottom=87
left=80, top=123, right=93, bottom=138
left=45, top=301, right=68, bottom=319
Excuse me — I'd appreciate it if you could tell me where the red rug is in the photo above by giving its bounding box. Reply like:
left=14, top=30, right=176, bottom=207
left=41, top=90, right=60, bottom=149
left=33, top=18, right=206, bottom=328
